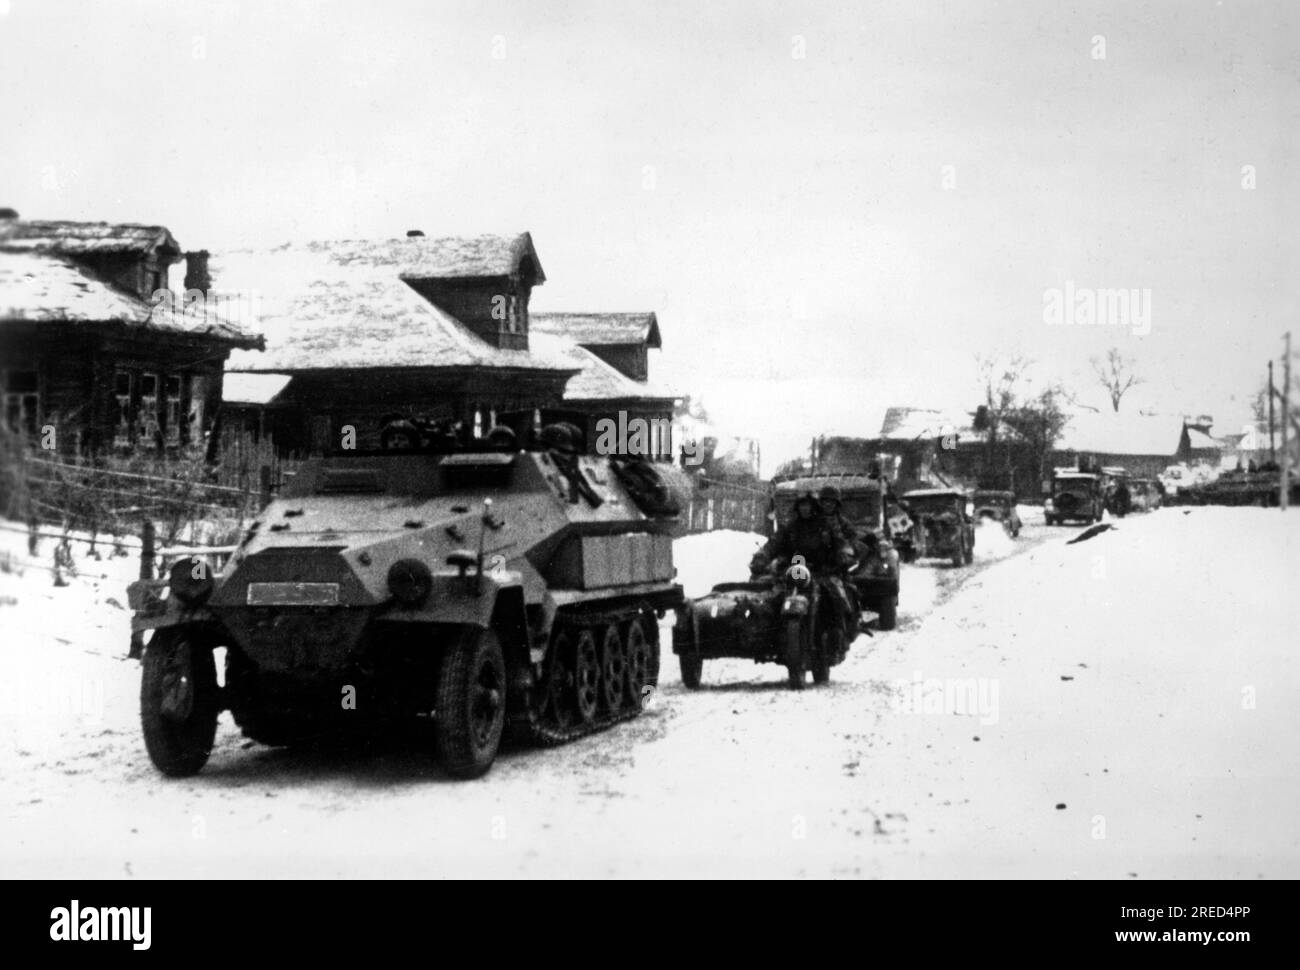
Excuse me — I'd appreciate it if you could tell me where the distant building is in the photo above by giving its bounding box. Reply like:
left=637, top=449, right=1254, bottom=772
left=1054, top=411, right=1218, bottom=478
left=0, top=211, right=262, bottom=455
left=814, top=407, right=975, bottom=488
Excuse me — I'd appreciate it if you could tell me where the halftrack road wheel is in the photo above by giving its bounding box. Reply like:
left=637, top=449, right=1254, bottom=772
left=141, top=630, right=220, bottom=777
left=541, top=629, right=578, bottom=731
left=435, top=627, right=507, bottom=779
left=624, top=617, right=656, bottom=702
left=574, top=629, right=601, bottom=724
left=599, top=624, right=626, bottom=714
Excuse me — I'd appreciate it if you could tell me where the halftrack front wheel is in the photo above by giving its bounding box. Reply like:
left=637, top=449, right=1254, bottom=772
left=141, top=630, right=220, bottom=777
left=435, top=627, right=507, bottom=779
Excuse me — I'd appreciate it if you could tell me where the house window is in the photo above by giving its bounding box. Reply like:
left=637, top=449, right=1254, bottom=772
left=138, top=372, right=160, bottom=446
left=113, top=371, right=133, bottom=447
left=506, top=295, right=520, bottom=334
left=188, top=374, right=207, bottom=452
left=163, top=375, right=182, bottom=446
left=2, top=370, right=40, bottom=438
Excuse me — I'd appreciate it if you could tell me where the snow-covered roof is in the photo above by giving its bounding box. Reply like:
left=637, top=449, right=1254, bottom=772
left=528, top=332, right=676, bottom=403
left=0, top=249, right=261, bottom=347
left=0, top=219, right=180, bottom=256
left=530, top=311, right=661, bottom=348
left=212, top=241, right=573, bottom=374
left=878, top=406, right=972, bottom=440
left=288, top=233, right=544, bottom=282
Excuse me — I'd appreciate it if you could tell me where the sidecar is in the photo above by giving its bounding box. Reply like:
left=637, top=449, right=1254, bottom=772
left=673, top=575, right=875, bottom=690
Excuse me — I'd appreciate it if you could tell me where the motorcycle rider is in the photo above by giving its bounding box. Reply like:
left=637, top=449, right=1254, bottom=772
left=750, top=492, right=858, bottom=636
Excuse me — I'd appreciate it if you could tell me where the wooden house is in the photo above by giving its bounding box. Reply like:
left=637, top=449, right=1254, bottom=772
left=0, top=211, right=263, bottom=455
left=217, top=232, right=582, bottom=453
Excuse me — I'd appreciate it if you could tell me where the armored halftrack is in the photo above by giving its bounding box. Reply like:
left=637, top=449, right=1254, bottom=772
left=129, top=443, right=684, bottom=779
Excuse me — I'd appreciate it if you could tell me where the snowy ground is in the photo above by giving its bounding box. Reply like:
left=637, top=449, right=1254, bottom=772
left=1, top=505, right=1296, bottom=878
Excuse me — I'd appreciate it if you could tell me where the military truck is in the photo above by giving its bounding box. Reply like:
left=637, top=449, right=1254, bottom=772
left=972, top=489, right=1022, bottom=537
left=773, top=474, right=901, bottom=630
left=128, top=437, right=684, bottom=779
left=899, top=487, right=974, bottom=567
left=1044, top=471, right=1104, bottom=525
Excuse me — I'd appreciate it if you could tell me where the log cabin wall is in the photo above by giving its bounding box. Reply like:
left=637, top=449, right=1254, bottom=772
left=0, top=323, right=229, bottom=455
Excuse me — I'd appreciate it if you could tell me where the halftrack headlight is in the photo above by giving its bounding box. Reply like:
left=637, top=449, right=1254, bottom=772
left=388, top=558, right=433, bottom=606
left=168, top=556, right=214, bottom=606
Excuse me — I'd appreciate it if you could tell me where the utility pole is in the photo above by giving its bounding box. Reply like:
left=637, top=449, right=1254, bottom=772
left=1282, top=333, right=1291, bottom=511
left=1268, top=359, right=1276, bottom=463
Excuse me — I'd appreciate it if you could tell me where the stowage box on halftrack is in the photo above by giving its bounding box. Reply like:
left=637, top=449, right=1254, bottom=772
left=128, top=444, right=684, bottom=779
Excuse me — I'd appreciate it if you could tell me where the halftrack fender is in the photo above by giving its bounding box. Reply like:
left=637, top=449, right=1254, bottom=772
left=127, top=579, right=217, bottom=633
left=378, top=570, right=524, bottom=630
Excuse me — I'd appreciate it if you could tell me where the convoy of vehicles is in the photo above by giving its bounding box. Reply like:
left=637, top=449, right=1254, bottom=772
left=133, top=429, right=1235, bottom=776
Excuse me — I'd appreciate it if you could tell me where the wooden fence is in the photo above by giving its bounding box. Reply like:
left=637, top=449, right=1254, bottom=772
left=680, top=479, right=774, bottom=535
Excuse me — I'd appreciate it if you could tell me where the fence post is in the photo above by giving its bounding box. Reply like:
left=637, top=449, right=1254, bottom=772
left=259, top=464, right=272, bottom=509
left=128, top=519, right=156, bottom=659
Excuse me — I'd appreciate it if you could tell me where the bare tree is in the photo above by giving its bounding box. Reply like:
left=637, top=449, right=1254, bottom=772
left=1092, top=347, right=1143, bottom=412
left=974, top=353, right=1033, bottom=447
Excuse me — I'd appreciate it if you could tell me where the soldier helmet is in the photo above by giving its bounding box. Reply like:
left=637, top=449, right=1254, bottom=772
left=817, top=484, right=842, bottom=508
left=539, top=421, right=583, bottom=455
left=485, top=425, right=519, bottom=451
left=380, top=418, right=421, bottom=450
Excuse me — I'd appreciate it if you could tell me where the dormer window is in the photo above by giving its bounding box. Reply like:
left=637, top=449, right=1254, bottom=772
left=506, top=294, right=521, bottom=334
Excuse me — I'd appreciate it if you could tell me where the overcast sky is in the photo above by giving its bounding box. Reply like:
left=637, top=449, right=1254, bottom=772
left=2, top=0, right=1296, bottom=467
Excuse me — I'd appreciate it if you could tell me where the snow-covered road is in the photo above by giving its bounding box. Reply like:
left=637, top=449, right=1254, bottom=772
left=1, top=507, right=1296, bottom=878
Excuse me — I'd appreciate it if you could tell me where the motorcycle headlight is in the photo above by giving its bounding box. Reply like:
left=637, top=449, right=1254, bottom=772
left=168, top=556, right=214, bottom=606
left=388, top=558, right=433, bottom=606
